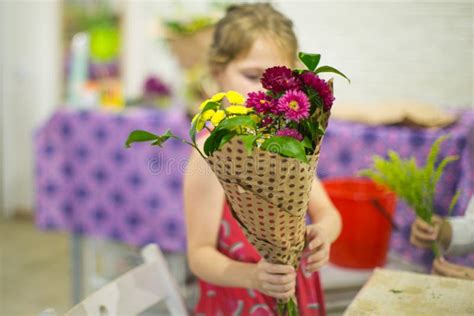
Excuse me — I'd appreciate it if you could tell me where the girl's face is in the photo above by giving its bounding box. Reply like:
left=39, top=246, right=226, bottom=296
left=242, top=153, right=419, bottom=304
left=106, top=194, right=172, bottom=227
left=216, top=37, right=294, bottom=96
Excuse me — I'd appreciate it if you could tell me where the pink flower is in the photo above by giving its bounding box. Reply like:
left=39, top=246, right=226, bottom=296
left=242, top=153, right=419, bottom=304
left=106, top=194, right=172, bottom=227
left=246, top=91, right=275, bottom=113
left=261, top=66, right=301, bottom=93
left=277, top=90, right=310, bottom=122
left=276, top=128, right=303, bottom=141
left=299, top=71, right=335, bottom=110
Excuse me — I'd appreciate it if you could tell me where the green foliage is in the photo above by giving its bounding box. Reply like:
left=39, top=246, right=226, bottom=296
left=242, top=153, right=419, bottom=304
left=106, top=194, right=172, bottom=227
left=277, top=298, right=298, bottom=316
left=448, top=189, right=461, bottom=216
left=261, top=136, right=308, bottom=163
left=240, top=135, right=259, bottom=155
left=164, top=16, right=214, bottom=35
left=214, top=115, right=256, bottom=132
left=360, top=135, right=458, bottom=224
left=298, top=52, right=321, bottom=71
left=314, top=65, right=351, bottom=83
left=204, top=129, right=236, bottom=156
left=125, top=130, right=177, bottom=148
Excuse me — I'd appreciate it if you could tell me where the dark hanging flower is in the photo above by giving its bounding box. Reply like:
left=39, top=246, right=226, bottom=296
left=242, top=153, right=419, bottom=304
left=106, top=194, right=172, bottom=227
left=261, top=116, right=273, bottom=126
left=261, top=66, right=301, bottom=93
left=144, top=76, right=171, bottom=96
left=276, top=128, right=304, bottom=141
left=299, top=71, right=335, bottom=110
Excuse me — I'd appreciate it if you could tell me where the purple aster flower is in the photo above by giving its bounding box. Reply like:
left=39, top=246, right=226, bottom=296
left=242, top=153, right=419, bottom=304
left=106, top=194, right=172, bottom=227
left=261, top=66, right=301, bottom=93
left=277, top=90, right=310, bottom=122
left=276, top=128, right=303, bottom=141
left=246, top=91, right=273, bottom=113
left=299, top=71, right=335, bottom=110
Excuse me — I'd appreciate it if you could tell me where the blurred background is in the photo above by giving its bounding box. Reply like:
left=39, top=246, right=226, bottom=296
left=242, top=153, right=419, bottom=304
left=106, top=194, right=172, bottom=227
left=0, top=0, right=472, bottom=315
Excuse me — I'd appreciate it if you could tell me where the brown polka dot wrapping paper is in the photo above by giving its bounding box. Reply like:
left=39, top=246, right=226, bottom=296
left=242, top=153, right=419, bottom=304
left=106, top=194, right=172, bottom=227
left=206, top=110, right=329, bottom=269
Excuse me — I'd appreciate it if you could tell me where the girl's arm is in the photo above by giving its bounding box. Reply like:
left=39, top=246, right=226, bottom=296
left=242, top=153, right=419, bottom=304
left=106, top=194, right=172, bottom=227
left=184, top=140, right=296, bottom=299
left=307, top=178, right=342, bottom=243
left=304, top=177, right=342, bottom=273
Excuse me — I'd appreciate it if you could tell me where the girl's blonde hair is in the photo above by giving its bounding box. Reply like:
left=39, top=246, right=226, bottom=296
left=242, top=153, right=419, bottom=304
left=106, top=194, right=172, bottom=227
left=209, top=3, right=298, bottom=71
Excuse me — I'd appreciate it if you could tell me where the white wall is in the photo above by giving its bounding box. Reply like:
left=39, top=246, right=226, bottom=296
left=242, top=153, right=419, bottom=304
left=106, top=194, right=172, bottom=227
left=0, top=0, right=61, bottom=217
left=123, top=0, right=473, bottom=109
left=278, top=0, right=473, bottom=108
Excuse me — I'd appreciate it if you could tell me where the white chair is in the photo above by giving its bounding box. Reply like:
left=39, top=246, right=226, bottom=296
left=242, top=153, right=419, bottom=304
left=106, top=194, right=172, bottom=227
left=40, top=243, right=188, bottom=316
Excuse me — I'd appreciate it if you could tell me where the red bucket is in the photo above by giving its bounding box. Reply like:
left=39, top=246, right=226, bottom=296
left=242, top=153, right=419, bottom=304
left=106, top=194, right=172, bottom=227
left=323, top=178, right=396, bottom=269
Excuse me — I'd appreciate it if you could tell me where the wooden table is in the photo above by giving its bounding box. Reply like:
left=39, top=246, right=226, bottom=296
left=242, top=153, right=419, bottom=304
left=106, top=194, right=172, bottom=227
left=345, top=268, right=474, bottom=315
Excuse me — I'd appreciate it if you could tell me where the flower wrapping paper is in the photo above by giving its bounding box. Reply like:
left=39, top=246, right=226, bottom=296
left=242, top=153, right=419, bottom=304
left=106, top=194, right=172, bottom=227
left=206, top=110, right=330, bottom=268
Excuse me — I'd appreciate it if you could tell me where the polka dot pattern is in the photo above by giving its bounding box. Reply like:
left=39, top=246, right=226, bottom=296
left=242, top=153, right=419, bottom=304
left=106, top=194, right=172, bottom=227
left=207, top=138, right=323, bottom=267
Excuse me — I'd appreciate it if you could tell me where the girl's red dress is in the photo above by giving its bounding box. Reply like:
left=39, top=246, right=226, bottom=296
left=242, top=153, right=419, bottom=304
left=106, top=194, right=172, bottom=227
left=194, top=201, right=326, bottom=316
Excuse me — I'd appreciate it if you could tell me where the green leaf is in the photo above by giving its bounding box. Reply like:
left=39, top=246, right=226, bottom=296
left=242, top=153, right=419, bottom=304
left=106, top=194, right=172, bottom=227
left=216, top=115, right=256, bottom=131
left=261, top=136, right=308, bottom=162
left=298, top=52, right=321, bottom=71
left=277, top=303, right=285, bottom=316
left=150, top=130, right=179, bottom=147
left=448, top=189, right=461, bottom=216
left=315, top=65, right=351, bottom=83
left=203, top=129, right=224, bottom=156
left=288, top=298, right=298, bottom=316
left=434, top=156, right=458, bottom=183
left=302, top=136, right=313, bottom=150
left=239, top=135, right=258, bottom=155
left=125, top=130, right=159, bottom=148
left=125, top=129, right=179, bottom=148
left=218, top=130, right=236, bottom=149
left=201, top=101, right=219, bottom=113
left=189, top=114, right=199, bottom=143
left=203, top=129, right=235, bottom=156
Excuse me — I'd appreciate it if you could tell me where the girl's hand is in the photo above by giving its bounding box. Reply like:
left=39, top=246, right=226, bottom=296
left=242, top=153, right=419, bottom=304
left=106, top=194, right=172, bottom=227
left=432, top=257, right=474, bottom=280
left=252, top=259, right=296, bottom=300
left=304, top=224, right=330, bottom=273
left=410, top=215, right=442, bottom=249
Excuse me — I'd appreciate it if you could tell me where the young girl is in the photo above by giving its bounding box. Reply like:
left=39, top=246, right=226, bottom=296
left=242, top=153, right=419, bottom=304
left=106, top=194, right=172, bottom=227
left=184, top=4, right=342, bottom=315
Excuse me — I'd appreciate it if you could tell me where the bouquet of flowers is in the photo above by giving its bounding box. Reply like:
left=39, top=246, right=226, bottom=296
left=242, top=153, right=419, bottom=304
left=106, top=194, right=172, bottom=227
left=360, top=135, right=461, bottom=258
left=126, top=52, right=348, bottom=315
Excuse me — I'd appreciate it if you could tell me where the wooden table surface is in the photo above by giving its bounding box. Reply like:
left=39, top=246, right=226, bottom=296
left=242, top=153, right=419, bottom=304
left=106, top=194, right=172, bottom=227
left=345, top=268, right=474, bottom=315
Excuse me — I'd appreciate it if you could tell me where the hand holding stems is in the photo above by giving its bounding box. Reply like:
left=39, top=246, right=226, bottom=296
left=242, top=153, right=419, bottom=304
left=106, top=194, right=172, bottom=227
left=251, top=259, right=296, bottom=300
left=410, top=215, right=452, bottom=255
left=304, top=224, right=330, bottom=273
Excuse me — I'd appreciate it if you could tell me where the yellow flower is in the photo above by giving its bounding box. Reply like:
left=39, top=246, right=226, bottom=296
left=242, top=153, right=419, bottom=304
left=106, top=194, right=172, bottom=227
left=198, top=100, right=210, bottom=110
left=226, top=105, right=253, bottom=115
left=226, top=90, right=245, bottom=105
left=210, top=92, right=226, bottom=102
left=211, top=110, right=226, bottom=126
left=195, top=119, right=206, bottom=132
left=201, top=109, right=216, bottom=121
left=199, top=92, right=226, bottom=110
left=191, top=112, right=201, bottom=125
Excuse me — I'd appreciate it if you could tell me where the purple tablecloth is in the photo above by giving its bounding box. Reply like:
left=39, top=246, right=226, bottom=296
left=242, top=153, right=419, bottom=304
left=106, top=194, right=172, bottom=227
left=35, top=108, right=474, bottom=268
left=35, top=108, right=191, bottom=251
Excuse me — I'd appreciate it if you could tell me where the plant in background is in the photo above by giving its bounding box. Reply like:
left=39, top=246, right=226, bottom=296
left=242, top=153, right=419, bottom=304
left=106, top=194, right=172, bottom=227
left=164, top=16, right=216, bottom=36
left=360, top=135, right=460, bottom=257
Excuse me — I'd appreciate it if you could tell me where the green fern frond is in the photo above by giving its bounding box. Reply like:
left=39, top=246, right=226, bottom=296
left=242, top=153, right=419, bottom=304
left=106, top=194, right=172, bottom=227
left=448, top=190, right=461, bottom=216
left=361, top=135, right=457, bottom=227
